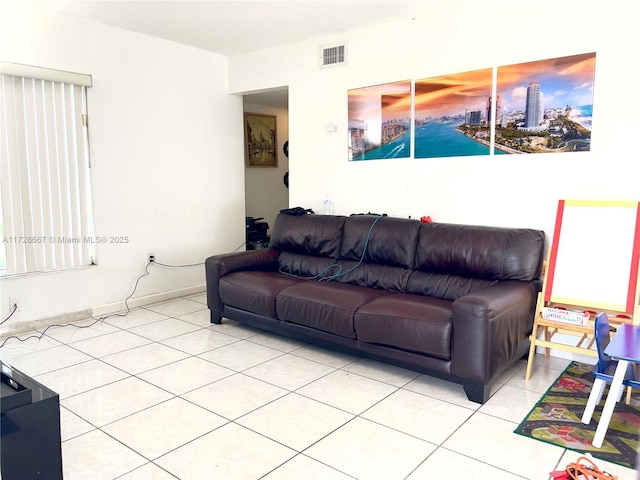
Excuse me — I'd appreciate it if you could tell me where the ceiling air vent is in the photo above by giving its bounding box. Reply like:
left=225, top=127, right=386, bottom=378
left=320, top=43, right=346, bottom=68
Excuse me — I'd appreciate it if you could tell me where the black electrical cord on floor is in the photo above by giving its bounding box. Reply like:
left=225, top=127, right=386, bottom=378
left=0, top=242, right=249, bottom=349
left=1, top=304, right=18, bottom=326
left=0, top=261, right=153, bottom=349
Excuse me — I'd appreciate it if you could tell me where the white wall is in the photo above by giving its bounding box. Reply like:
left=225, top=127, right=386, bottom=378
left=2, top=0, right=638, bottom=333
left=0, top=3, right=245, bottom=330
left=243, top=102, right=289, bottom=236
left=228, top=0, right=640, bottom=243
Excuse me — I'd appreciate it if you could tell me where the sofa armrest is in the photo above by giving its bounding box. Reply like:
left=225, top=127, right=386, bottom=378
left=451, top=281, right=538, bottom=383
left=205, top=247, right=280, bottom=315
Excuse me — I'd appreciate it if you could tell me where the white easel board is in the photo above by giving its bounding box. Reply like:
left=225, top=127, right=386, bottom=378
left=545, top=200, right=640, bottom=314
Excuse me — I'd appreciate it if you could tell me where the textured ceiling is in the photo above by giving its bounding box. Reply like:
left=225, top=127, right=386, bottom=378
left=30, top=0, right=459, bottom=107
left=37, top=0, right=452, bottom=56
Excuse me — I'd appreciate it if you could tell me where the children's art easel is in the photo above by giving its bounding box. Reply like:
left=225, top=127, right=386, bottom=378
left=525, top=200, right=640, bottom=381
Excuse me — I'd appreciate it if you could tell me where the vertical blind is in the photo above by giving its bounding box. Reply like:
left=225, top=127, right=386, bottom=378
left=0, top=63, right=95, bottom=275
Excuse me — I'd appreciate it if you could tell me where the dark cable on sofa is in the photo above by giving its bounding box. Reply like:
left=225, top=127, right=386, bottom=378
left=279, top=262, right=343, bottom=280
left=319, top=214, right=383, bottom=281
left=278, top=214, right=383, bottom=282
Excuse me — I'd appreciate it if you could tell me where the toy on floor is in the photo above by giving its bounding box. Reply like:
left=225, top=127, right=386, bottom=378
left=549, top=456, right=618, bottom=480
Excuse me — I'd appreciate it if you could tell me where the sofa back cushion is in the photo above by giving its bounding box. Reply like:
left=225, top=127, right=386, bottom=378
left=272, top=213, right=345, bottom=256
left=340, top=215, right=419, bottom=267
left=334, top=215, right=420, bottom=292
left=407, top=222, right=544, bottom=300
left=271, top=213, right=346, bottom=277
left=270, top=214, right=544, bottom=298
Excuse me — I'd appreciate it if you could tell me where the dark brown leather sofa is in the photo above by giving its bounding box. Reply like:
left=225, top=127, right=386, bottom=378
left=205, top=213, right=545, bottom=403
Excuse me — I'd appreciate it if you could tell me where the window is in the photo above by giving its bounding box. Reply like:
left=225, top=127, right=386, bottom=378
left=0, top=62, right=95, bottom=276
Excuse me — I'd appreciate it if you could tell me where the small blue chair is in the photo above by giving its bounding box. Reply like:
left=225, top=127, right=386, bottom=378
left=581, top=312, right=640, bottom=424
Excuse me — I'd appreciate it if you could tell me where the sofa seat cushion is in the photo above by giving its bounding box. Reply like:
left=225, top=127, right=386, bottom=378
left=219, top=271, right=304, bottom=318
left=276, top=281, right=391, bottom=338
left=354, top=294, right=453, bottom=360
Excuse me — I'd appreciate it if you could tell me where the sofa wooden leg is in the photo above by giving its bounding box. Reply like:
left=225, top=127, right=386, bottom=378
left=210, top=310, right=223, bottom=324
left=463, top=380, right=490, bottom=404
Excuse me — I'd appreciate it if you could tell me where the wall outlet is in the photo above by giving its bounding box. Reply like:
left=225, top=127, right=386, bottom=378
left=9, top=296, right=21, bottom=312
left=147, top=252, right=155, bottom=263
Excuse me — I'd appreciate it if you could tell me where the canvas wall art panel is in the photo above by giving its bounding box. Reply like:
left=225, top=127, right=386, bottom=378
left=495, top=52, right=596, bottom=154
left=348, top=80, right=411, bottom=161
left=414, top=68, right=494, bottom=158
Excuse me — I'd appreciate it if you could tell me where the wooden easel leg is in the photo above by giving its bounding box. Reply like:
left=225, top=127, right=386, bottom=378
left=525, top=321, right=541, bottom=381
left=544, top=326, right=551, bottom=358
left=526, top=260, right=548, bottom=380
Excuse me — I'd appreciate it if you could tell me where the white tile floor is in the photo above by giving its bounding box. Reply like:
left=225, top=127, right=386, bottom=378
left=0, top=293, right=636, bottom=480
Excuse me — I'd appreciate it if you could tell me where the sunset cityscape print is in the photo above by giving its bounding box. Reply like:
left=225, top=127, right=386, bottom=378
left=495, top=52, right=596, bottom=154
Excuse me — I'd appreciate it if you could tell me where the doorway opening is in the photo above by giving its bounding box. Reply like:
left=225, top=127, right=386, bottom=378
left=242, top=87, right=289, bottom=249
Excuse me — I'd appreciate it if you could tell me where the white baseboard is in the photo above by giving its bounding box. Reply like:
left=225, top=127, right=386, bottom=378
left=0, top=285, right=206, bottom=340
left=91, top=284, right=206, bottom=318
left=0, top=309, right=93, bottom=339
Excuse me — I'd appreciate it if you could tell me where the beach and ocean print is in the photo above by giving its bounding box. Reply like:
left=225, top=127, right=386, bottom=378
left=347, top=52, right=595, bottom=160
left=414, top=68, right=495, bottom=158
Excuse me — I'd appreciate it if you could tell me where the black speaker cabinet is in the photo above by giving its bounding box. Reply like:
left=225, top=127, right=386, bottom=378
left=1, top=361, right=63, bottom=480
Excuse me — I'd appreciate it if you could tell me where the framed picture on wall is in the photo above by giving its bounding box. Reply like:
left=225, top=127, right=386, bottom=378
left=244, top=112, right=278, bottom=167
